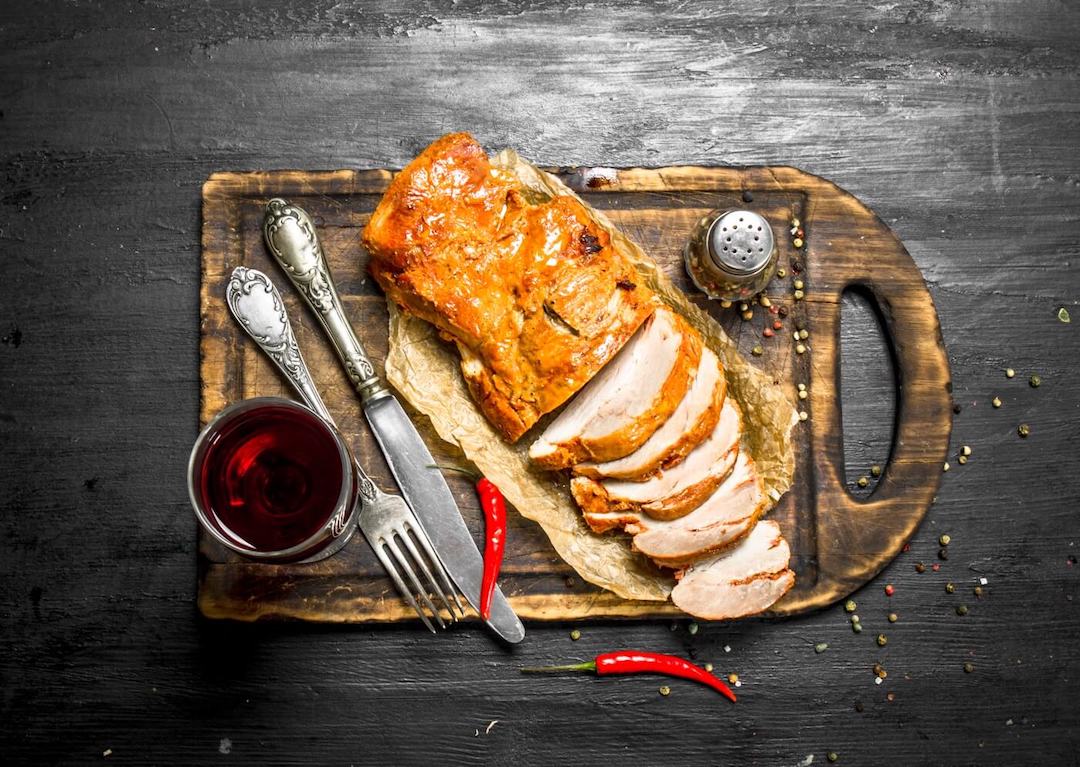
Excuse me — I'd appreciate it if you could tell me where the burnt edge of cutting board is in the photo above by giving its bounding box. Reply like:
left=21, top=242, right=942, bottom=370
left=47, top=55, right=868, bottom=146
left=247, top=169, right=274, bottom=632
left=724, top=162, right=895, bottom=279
left=198, top=165, right=951, bottom=624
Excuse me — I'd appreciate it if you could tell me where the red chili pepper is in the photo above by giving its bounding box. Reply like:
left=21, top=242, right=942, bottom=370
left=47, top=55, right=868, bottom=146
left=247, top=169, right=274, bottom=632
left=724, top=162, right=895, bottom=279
left=431, top=464, right=506, bottom=620
left=521, top=650, right=736, bottom=702
left=476, top=477, right=506, bottom=620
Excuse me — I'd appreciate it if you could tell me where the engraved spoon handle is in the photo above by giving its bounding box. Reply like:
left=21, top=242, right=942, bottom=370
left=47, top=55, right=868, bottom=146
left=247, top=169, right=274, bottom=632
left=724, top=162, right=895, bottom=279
left=225, top=266, right=379, bottom=502
left=262, top=198, right=389, bottom=404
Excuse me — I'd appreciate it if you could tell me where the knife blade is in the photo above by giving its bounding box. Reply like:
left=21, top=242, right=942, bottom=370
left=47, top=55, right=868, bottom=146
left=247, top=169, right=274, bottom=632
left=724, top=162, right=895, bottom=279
left=262, top=198, right=525, bottom=644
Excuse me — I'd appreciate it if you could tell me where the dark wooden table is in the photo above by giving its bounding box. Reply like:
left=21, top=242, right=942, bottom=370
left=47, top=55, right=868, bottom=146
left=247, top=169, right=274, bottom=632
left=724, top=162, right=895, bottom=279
left=2, top=2, right=1078, bottom=764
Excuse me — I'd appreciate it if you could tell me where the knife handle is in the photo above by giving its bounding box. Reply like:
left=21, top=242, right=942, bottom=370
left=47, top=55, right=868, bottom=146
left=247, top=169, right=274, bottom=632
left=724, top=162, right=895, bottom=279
left=262, top=198, right=389, bottom=404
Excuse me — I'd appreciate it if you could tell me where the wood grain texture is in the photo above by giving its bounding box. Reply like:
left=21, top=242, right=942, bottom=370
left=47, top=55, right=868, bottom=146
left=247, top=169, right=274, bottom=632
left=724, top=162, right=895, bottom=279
left=198, top=165, right=951, bottom=623
left=2, top=1, right=1079, bottom=764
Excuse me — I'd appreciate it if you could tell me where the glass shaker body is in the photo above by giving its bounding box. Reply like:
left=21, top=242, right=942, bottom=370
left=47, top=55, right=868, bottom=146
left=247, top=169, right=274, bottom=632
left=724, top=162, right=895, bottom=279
left=684, top=209, right=778, bottom=301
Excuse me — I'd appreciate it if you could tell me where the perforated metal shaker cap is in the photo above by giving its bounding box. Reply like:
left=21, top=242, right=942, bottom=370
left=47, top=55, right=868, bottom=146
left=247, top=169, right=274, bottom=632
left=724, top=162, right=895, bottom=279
left=707, top=210, right=774, bottom=275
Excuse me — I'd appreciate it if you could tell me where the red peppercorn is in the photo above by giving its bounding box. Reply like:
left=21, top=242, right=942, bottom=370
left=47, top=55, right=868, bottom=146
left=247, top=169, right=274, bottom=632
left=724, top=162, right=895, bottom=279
left=772, top=320, right=783, bottom=331
left=885, top=584, right=895, bottom=596
left=763, top=328, right=774, bottom=338
left=932, top=563, right=941, bottom=572
left=768, top=305, right=780, bottom=315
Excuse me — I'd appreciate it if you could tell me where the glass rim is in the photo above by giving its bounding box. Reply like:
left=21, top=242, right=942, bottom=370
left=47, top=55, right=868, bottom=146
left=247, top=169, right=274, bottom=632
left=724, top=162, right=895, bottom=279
left=187, top=396, right=356, bottom=561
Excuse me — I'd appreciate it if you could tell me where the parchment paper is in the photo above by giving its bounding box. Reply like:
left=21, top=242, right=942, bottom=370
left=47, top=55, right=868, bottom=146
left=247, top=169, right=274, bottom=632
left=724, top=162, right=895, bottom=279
left=385, top=149, right=798, bottom=603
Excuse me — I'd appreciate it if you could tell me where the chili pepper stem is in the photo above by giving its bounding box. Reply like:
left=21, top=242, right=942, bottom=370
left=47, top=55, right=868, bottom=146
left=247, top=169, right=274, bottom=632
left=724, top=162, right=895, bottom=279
left=426, top=463, right=481, bottom=481
left=520, top=661, right=598, bottom=674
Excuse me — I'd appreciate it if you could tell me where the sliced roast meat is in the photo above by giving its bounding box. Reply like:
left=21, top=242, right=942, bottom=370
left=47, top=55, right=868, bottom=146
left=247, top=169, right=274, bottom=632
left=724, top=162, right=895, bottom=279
left=579, top=450, right=767, bottom=567
left=571, top=397, right=742, bottom=521
left=574, top=347, right=726, bottom=481
left=529, top=308, right=701, bottom=470
left=669, top=520, right=795, bottom=621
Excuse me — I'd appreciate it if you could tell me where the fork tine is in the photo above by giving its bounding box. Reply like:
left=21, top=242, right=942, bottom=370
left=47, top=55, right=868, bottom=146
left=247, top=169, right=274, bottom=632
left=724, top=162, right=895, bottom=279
left=398, top=524, right=457, bottom=622
left=374, top=541, right=437, bottom=634
left=386, top=536, right=447, bottom=630
left=407, top=522, right=467, bottom=618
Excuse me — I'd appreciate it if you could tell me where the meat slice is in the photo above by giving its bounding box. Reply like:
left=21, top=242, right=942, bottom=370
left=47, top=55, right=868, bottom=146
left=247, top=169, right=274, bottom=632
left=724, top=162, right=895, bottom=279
left=570, top=397, right=742, bottom=521
left=574, top=347, right=726, bottom=481
left=582, top=450, right=767, bottom=567
left=529, top=308, right=701, bottom=470
left=669, top=520, right=795, bottom=620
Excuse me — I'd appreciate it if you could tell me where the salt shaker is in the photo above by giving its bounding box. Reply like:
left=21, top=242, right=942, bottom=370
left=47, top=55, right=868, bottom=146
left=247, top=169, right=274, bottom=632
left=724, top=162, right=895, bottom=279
left=684, top=209, right=778, bottom=301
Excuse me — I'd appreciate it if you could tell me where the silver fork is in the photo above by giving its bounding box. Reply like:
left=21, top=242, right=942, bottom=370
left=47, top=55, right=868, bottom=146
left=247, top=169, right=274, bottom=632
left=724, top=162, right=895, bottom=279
left=226, top=266, right=464, bottom=632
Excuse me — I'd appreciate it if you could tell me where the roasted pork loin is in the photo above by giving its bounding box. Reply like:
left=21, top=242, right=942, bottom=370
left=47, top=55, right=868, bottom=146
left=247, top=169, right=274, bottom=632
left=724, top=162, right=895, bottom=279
left=363, top=132, right=655, bottom=442
left=529, top=307, right=701, bottom=470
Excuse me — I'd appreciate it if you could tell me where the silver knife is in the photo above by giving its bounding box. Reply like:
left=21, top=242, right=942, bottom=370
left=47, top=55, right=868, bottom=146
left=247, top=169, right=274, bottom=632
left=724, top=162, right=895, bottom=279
left=262, top=198, right=525, bottom=644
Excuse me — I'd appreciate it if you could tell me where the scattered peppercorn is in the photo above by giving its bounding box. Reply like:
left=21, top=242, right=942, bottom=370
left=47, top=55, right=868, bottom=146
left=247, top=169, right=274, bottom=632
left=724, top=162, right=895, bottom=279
left=687, top=622, right=699, bottom=635
left=827, top=753, right=839, bottom=763
left=799, top=411, right=808, bottom=422
left=943, top=462, right=950, bottom=472
left=932, top=563, right=941, bottom=572
left=956, top=604, right=969, bottom=616
left=741, top=190, right=754, bottom=203
left=720, top=299, right=732, bottom=309
left=857, top=476, right=869, bottom=488
left=794, top=290, right=804, bottom=300
left=791, top=217, right=801, bottom=228
left=1006, top=368, right=1015, bottom=378
left=888, top=613, right=898, bottom=623
left=752, top=345, right=764, bottom=356
left=815, top=642, right=829, bottom=654
left=974, top=586, right=984, bottom=598
left=992, top=396, right=1002, bottom=408
left=659, top=685, right=671, bottom=696
left=939, top=548, right=949, bottom=561
left=795, top=319, right=806, bottom=331
left=799, top=329, right=809, bottom=340
left=886, top=692, right=896, bottom=702
left=958, top=455, right=967, bottom=465
left=871, top=465, right=882, bottom=477
left=845, top=600, right=857, bottom=612
left=1058, top=307, right=1070, bottom=323
left=963, top=662, right=975, bottom=674
left=763, top=328, right=774, bottom=338
left=953, top=403, right=962, bottom=415
left=877, top=634, right=888, bottom=647
left=915, top=562, right=926, bottom=573
left=793, top=237, right=804, bottom=248
left=852, top=623, right=863, bottom=634
left=940, top=534, right=951, bottom=546
left=570, top=629, right=581, bottom=641
left=778, top=305, right=789, bottom=318
left=1018, top=424, right=1030, bottom=438
left=884, top=584, right=895, bottom=596
left=850, top=614, right=860, bottom=624
left=742, top=309, right=754, bottom=321
left=873, top=664, right=887, bottom=679
left=798, top=390, right=808, bottom=400
left=704, top=662, right=714, bottom=672
left=727, top=673, right=739, bottom=684
left=793, top=279, right=805, bottom=290
left=759, top=296, right=772, bottom=308
left=773, top=319, right=783, bottom=331
left=946, top=582, right=955, bottom=594
left=960, top=446, right=971, bottom=457
left=1030, top=374, right=1041, bottom=388
left=796, top=343, right=807, bottom=354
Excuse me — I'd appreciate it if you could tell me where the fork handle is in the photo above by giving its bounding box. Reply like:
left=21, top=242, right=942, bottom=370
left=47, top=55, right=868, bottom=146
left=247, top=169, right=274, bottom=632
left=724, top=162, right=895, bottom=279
left=226, top=266, right=379, bottom=505
left=262, top=198, right=389, bottom=405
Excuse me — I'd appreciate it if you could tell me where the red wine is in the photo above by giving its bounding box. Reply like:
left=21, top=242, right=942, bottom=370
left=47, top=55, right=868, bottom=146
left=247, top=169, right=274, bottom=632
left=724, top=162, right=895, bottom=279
left=197, top=403, right=345, bottom=553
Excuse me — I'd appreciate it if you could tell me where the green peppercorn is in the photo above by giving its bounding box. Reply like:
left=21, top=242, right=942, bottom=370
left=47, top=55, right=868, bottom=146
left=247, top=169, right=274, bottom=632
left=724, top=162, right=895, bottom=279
left=958, top=455, right=967, bottom=465
left=871, top=464, right=882, bottom=477
left=793, top=279, right=805, bottom=290
left=1006, top=368, right=1015, bottom=379
left=688, top=622, right=699, bottom=635
left=852, top=622, right=863, bottom=634
left=1029, top=375, right=1041, bottom=388
left=796, top=343, right=806, bottom=354
left=876, top=634, right=888, bottom=647
left=956, top=604, right=969, bottom=616
left=570, top=629, right=581, bottom=640
left=827, top=753, right=839, bottom=763
left=659, top=685, right=671, bottom=696
left=759, top=296, right=772, bottom=308
left=992, top=396, right=1002, bottom=408
left=799, top=410, right=809, bottom=421
left=946, top=582, right=955, bottom=594
left=815, top=642, right=829, bottom=654
left=793, top=237, right=804, bottom=249
left=857, top=476, right=869, bottom=488
left=798, top=390, right=808, bottom=400
left=704, top=662, right=714, bottom=672
left=794, top=289, right=804, bottom=300
left=799, top=329, right=809, bottom=340
left=1018, top=424, right=1030, bottom=438
left=752, top=345, right=764, bottom=357
left=939, top=534, right=951, bottom=546
left=845, top=600, right=857, bottom=613
left=963, top=662, right=975, bottom=673
left=777, top=268, right=787, bottom=278
left=888, top=612, right=898, bottom=623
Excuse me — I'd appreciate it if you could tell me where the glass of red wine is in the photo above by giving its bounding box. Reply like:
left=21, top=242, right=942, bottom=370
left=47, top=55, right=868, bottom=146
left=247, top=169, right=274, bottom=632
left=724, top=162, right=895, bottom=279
left=188, top=397, right=359, bottom=563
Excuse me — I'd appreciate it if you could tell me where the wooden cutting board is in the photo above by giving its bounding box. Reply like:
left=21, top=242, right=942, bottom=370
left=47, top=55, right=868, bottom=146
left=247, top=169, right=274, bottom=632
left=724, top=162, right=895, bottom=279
left=198, top=164, right=952, bottom=623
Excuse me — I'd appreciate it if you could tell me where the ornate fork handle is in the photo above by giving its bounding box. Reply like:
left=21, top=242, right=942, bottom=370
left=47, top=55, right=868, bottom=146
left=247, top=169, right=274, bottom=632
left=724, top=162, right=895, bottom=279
left=262, top=198, right=388, bottom=404
left=225, top=266, right=378, bottom=506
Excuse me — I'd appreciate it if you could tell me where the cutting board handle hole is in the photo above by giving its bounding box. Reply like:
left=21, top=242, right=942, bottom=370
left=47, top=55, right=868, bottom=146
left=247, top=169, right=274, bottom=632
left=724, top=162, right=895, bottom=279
left=838, top=286, right=899, bottom=496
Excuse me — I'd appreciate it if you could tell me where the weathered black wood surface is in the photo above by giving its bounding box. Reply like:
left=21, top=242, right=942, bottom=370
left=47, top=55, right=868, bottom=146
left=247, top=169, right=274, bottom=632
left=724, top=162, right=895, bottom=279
left=2, top=1, right=1078, bottom=764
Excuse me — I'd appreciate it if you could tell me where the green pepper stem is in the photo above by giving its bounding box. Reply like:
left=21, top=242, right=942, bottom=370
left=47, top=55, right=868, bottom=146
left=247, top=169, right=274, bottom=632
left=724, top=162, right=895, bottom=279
left=520, top=661, right=598, bottom=674
left=426, top=463, right=480, bottom=481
